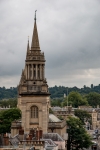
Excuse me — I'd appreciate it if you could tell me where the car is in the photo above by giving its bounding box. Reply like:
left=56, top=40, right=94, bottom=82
left=95, top=129, right=98, bottom=134
left=91, top=140, right=98, bottom=150
left=92, top=135, right=97, bottom=139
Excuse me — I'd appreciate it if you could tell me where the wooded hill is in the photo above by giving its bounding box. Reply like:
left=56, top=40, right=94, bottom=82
left=49, top=84, right=100, bottom=98
left=0, top=84, right=100, bottom=100
left=0, top=87, right=17, bottom=100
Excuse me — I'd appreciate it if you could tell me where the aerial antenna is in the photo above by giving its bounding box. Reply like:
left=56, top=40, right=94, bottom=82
left=34, top=10, right=37, bottom=21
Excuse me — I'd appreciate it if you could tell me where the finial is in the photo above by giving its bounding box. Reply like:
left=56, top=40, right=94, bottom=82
left=34, top=10, right=37, bottom=21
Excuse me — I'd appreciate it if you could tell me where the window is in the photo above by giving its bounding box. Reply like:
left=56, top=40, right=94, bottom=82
left=31, top=106, right=38, bottom=118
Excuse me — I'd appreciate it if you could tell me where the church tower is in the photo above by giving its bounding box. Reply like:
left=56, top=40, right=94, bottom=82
left=18, top=12, right=50, bottom=133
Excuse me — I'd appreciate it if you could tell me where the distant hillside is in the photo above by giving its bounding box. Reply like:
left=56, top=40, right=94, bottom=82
left=0, top=87, right=17, bottom=100
left=49, top=84, right=100, bottom=98
left=0, top=84, right=100, bottom=99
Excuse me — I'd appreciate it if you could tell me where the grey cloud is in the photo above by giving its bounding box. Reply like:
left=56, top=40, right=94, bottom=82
left=0, top=0, right=100, bottom=88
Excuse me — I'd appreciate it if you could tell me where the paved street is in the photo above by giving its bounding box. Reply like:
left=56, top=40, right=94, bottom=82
left=87, top=130, right=100, bottom=150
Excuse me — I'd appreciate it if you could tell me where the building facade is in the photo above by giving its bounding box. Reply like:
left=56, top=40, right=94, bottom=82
left=17, top=12, right=50, bottom=133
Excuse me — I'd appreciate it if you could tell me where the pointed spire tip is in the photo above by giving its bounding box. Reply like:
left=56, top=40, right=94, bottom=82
left=34, top=10, right=37, bottom=21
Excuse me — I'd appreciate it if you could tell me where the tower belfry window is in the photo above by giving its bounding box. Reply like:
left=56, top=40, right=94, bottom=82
left=31, top=106, right=38, bottom=118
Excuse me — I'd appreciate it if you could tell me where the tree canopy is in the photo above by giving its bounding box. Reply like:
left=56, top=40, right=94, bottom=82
left=0, top=87, right=17, bottom=100
left=1, top=84, right=100, bottom=100
left=49, top=84, right=100, bottom=98
left=0, top=98, right=17, bottom=108
left=74, top=109, right=92, bottom=125
left=0, top=108, right=21, bottom=133
left=85, top=92, right=100, bottom=107
left=63, top=92, right=88, bottom=108
left=66, top=116, right=92, bottom=150
left=1, top=86, right=100, bottom=108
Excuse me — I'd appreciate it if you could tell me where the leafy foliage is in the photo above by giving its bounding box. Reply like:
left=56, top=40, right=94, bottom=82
left=50, top=98, right=63, bottom=107
left=0, top=98, right=17, bottom=108
left=49, top=84, right=100, bottom=98
left=66, top=117, right=92, bottom=150
left=64, top=91, right=88, bottom=107
left=86, top=92, right=100, bottom=107
left=0, top=87, right=17, bottom=100
left=74, top=109, right=92, bottom=125
left=1, top=85, right=100, bottom=108
left=59, top=91, right=88, bottom=108
left=0, top=108, right=21, bottom=133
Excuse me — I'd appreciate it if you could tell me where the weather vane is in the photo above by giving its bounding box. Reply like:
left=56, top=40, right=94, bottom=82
left=34, top=10, right=37, bottom=21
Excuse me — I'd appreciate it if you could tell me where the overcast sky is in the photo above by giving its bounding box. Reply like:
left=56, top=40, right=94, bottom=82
left=0, top=0, right=100, bottom=88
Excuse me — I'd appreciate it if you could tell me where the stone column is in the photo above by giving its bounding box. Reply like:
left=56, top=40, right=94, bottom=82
left=40, top=65, right=42, bottom=80
left=44, top=65, right=45, bottom=79
left=32, top=64, right=34, bottom=80
left=41, top=65, right=43, bottom=80
left=36, top=64, right=38, bottom=80
left=42, top=65, right=45, bottom=80
left=27, top=64, right=28, bottom=80
left=42, top=104, right=48, bottom=133
left=27, top=65, right=28, bottom=80
left=38, top=65, right=40, bottom=79
left=31, top=64, right=32, bottom=80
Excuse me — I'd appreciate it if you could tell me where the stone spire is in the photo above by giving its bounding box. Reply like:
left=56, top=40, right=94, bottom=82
left=31, top=10, right=40, bottom=50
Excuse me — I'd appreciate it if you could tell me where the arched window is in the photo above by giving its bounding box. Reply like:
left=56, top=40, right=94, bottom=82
left=31, top=106, right=38, bottom=118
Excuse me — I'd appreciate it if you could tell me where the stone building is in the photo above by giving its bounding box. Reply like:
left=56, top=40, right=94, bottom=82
left=17, top=12, right=50, bottom=134
left=78, top=106, right=100, bottom=130
left=51, top=106, right=75, bottom=120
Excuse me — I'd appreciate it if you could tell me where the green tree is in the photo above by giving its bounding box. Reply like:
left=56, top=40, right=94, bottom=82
left=85, top=92, right=100, bottom=107
left=0, top=108, right=21, bottom=133
left=74, top=109, right=92, bottom=125
left=51, top=98, right=63, bottom=107
left=67, top=92, right=88, bottom=107
left=0, top=98, right=17, bottom=108
left=66, top=117, right=92, bottom=150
